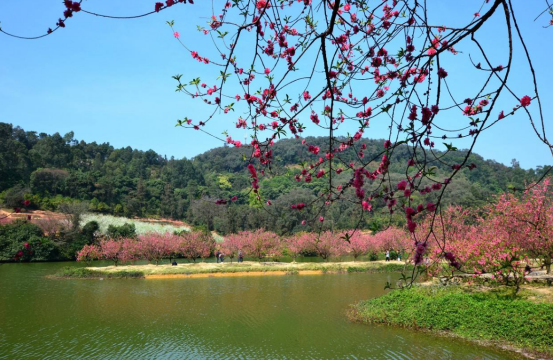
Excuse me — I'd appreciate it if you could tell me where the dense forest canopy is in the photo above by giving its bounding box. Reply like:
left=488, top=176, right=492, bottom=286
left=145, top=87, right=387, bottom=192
left=0, top=122, right=548, bottom=235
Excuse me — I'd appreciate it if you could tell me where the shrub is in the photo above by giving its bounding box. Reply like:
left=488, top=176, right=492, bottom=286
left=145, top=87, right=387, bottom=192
left=0, top=220, right=57, bottom=261
left=81, top=221, right=99, bottom=241
left=107, top=223, right=136, bottom=239
left=2, top=184, right=30, bottom=208
left=368, top=252, right=379, bottom=261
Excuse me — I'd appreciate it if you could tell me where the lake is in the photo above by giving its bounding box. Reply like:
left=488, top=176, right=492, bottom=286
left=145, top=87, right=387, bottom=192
left=0, top=262, right=519, bottom=359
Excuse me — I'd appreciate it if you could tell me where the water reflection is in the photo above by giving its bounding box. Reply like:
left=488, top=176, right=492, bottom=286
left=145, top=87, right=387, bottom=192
left=0, top=262, right=517, bottom=359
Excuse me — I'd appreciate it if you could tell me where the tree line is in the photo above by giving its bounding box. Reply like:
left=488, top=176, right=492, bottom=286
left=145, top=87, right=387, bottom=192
left=0, top=122, right=548, bottom=235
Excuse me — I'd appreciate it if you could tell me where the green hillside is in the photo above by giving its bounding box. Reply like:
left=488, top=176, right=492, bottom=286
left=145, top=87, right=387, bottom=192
left=0, top=122, right=548, bottom=235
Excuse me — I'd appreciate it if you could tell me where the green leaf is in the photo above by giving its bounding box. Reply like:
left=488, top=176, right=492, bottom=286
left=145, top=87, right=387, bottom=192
left=341, top=233, right=352, bottom=244
left=283, top=94, right=291, bottom=104
left=443, top=143, right=458, bottom=152
left=397, top=48, right=405, bottom=58
left=217, top=71, right=231, bottom=82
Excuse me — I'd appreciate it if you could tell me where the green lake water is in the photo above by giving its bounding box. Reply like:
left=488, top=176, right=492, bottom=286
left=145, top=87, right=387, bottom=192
left=0, top=262, right=519, bottom=359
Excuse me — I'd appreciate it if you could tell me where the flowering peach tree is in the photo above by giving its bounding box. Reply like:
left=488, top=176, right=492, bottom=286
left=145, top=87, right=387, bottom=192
left=76, top=244, right=101, bottom=265
left=179, top=231, right=214, bottom=262
left=346, top=232, right=372, bottom=260
left=420, top=178, right=552, bottom=292
left=496, top=178, right=553, bottom=273
left=99, top=239, right=124, bottom=266
left=284, top=232, right=311, bottom=261
left=241, top=228, right=281, bottom=260
left=221, top=232, right=243, bottom=262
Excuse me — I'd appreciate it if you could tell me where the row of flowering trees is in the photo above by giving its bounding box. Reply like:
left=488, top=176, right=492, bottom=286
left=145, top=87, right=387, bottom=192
left=220, top=228, right=413, bottom=262
left=76, top=227, right=413, bottom=266
left=77, top=231, right=214, bottom=266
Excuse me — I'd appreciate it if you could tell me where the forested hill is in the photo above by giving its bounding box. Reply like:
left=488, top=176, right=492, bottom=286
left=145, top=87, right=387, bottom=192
left=0, top=122, right=548, bottom=234
left=194, top=136, right=544, bottom=193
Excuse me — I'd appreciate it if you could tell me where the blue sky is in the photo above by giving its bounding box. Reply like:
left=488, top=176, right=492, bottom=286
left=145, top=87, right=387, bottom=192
left=0, top=0, right=551, bottom=169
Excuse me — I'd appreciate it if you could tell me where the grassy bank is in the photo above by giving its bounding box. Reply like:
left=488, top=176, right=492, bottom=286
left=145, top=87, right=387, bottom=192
left=55, top=267, right=145, bottom=279
left=350, top=285, right=553, bottom=358
left=55, top=260, right=411, bottom=279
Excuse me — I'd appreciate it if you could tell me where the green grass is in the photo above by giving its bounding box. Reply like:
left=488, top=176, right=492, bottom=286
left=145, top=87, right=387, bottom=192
left=351, top=285, right=553, bottom=355
left=144, top=262, right=412, bottom=275
left=346, top=263, right=407, bottom=273
left=56, top=267, right=144, bottom=279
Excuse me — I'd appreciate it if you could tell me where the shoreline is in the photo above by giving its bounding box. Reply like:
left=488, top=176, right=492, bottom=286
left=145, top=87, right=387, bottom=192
left=349, top=285, right=553, bottom=360
left=54, top=260, right=412, bottom=279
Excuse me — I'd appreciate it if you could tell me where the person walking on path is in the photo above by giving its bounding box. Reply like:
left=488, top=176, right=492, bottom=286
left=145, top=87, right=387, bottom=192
left=238, top=250, right=243, bottom=263
left=385, top=250, right=390, bottom=262
left=216, top=250, right=221, bottom=263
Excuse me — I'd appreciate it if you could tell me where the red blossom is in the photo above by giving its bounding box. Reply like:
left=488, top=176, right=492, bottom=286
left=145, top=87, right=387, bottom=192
left=426, top=202, right=436, bottom=212
left=397, top=180, right=408, bottom=190
left=520, top=95, right=531, bottom=107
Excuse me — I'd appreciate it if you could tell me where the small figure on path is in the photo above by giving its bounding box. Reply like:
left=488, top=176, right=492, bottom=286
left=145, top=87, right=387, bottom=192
left=216, top=250, right=221, bottom=263
left=385, top=250, right=390, bottom=262
left=219, top=253, right=224, bottom=263
left=524, top=264, right=532, bottom=275
left=238, top=250, right=243, bottom=263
